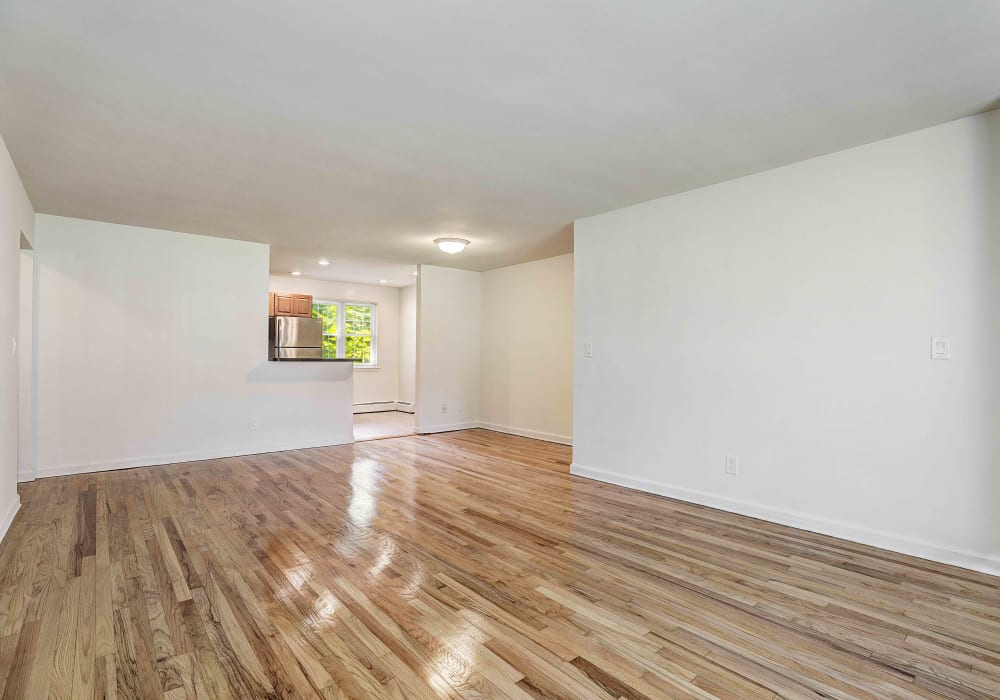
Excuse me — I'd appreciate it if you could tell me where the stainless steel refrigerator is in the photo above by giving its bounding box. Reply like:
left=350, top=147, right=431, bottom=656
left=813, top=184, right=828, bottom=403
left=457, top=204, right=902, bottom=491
left=268, top=316, right=323, bottom=360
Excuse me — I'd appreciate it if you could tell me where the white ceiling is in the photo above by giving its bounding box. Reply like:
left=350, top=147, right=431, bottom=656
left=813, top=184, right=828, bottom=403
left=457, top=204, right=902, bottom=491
left=270, top=250, right=418, bottom=288
left=1, top=1, right=999, bottom=272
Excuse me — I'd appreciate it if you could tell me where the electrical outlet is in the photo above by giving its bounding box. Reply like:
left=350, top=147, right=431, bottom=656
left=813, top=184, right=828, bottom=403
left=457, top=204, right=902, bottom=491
left=249, top=418, right=257, bottom=432
left=440, top=403, right=448, bottom=414
left=725, top=455, right=739, bottom=475
left=931, top=336, right=951, bottom=360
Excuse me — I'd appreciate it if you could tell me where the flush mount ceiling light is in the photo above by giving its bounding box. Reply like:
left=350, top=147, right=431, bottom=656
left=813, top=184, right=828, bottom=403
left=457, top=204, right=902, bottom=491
left=434, top=237, right=470, bottom=254
left=290, top=271, right=302, bottom=276
left=411, top=271, right=419, bottom=276
left=317, top=259, right=330, bottom=266
left=379, top=279, right=388, bottom=284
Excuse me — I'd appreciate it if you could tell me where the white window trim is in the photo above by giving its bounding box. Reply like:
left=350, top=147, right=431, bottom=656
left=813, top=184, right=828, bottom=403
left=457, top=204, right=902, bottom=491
left=314, top=299, right=378, bottom=368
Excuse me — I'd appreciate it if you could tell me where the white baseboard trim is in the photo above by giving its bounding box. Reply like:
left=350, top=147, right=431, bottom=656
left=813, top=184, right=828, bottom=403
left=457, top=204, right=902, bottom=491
left=17, top=469, right=35, bottom=483
left=570, top=462, right=1000, bottom=577
left=34, top=433, right=356, bottom=480
left=396, top=401, right=415, bottom=414
left=415, top=421, right=572, bottom=444
left=478, top=422, right=572, bottom=446
left=0, top=496, right=21, bottom=545
left=416, top=421, right=479, bottom=434
left=353, top=401, right=399, bottom=414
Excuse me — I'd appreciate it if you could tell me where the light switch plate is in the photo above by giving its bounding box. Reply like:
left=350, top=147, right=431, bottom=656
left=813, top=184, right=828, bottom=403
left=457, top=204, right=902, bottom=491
left=583, top=342, right=593, bottom=358
left=931, top=336, right=951, bottom=360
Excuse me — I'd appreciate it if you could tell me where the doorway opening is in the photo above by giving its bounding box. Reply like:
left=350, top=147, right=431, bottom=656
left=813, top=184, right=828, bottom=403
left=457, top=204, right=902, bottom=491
left=353, top=411, right=415, bottom=442
left=17, top=232, right=34, bottom=482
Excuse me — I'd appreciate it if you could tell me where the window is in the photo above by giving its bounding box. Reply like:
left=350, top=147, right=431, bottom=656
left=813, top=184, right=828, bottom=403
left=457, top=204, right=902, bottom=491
left=311, top=301, right=339, bottom=360
left=311, top=300, right=377, bottom=366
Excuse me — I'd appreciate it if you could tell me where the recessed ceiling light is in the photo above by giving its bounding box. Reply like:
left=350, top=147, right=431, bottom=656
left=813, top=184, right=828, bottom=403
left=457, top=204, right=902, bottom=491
left=317, top=259, right=330, bottom=265
left=290, top=271, right=302, bottom=276
left=434, top=237, right=470, bottom=254
left=411, top=271, right=419, bottom=276
left=379, top=279, right=388, bottom=284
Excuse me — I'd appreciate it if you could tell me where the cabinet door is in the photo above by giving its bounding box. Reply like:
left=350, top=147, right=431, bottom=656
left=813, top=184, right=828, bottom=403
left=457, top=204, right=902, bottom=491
left=272, top=293, right=295, bottom=316
left=293, top=294, right=313, bottom=317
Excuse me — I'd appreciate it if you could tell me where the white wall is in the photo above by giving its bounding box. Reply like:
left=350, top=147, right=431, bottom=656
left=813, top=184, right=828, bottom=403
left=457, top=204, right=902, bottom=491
left=0, top=133, right=34, bottom=541
left=480, top=254, right=573, bottom=444
left=18, top=247, right=34, bottom=480
left=34, top=215, right=354, bottom=477
left=416, top=265, right=480, bottom=432
left=398, top=284, right=417, bottom=411
left=270, top=275, right=399, bottom=410
left=574, top=111, right=1000, bottom=574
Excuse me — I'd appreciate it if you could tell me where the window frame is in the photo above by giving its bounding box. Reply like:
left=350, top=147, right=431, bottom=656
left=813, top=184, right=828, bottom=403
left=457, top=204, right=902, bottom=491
left=312, top=299, right=378, bottom=368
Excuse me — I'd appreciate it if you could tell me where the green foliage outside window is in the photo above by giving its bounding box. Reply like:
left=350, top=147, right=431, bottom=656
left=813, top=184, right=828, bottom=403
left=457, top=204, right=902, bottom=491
left=311, top=303, right=339, bottom=359
left=344, top=304, right=372, bottom=364
left=312, top=301, right=375, bottom=364
left=322, top=335, right=338, bottom=359
left=345, top=336, right=372, bottom=364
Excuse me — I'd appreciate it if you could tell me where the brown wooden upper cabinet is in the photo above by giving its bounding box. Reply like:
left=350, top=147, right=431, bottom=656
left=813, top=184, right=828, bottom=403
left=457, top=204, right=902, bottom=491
left=269, top=292, right=313, bottom=317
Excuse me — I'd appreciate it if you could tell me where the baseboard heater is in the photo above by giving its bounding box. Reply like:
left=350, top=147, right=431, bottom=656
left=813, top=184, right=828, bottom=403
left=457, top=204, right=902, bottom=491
left=354, top=401, right=414, bottom=414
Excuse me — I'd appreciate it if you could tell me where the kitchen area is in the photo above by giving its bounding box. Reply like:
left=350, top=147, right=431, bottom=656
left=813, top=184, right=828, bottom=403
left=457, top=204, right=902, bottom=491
left=268, top=291, right=356, bottom=361
left=268, top=279, right=417, bottom=442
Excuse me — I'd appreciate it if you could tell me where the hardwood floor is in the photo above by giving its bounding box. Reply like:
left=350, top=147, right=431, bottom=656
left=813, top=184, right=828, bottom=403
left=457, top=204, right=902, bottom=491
left=1, top=429, right=998, bottom=698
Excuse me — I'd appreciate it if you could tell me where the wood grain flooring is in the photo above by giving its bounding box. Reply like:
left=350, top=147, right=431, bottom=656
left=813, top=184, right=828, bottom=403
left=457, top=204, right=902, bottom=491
left=1, top=428, right=998, bottom=698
